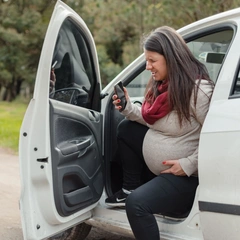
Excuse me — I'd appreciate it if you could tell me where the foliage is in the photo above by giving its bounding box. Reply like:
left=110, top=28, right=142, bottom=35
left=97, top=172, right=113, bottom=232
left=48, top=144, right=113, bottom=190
left=0, top=0, right=239, bottom=99
left=0, top=0, right=56, bottom=101
left=0, top=100, right=27, bottom=153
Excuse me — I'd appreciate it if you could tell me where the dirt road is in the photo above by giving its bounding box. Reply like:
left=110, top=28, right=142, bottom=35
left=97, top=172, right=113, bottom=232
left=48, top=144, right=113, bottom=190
left=0, top=148, right=133, bottom=240
left=0, top=148, right=23, bottom=240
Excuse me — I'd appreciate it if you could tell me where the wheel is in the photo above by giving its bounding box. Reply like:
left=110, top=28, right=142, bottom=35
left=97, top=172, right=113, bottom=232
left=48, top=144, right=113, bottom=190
left=48, top=222, right=92, bottom=240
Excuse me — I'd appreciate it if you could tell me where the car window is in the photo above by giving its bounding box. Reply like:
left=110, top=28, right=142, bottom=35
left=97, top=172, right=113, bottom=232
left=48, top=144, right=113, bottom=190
left=127, top=69, right=149, bottom=97
left=49, top=18, right=96, bottom=108
left=231, top=67, right=240, bottom=96
left=187, top=29, right=233, bottom=83
left=127, top=29, right=234, bottom=99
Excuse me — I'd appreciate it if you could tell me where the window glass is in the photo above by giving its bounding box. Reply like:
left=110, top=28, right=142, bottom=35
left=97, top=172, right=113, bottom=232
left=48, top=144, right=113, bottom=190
left=49, top=18, right=95, bottom=108
left=127, top=29, right=234, bottom=99
left=187, top=29, right=233, bottom=83
left=232, top=68, right=240, bottom=96
left=127, top=69, right=149, bottom=97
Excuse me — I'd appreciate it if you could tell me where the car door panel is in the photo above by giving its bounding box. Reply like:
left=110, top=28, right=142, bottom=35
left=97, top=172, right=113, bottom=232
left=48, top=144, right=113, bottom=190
left=49, top=100, right=103, bottom=217
left=19, top=1, right=103, bottom=239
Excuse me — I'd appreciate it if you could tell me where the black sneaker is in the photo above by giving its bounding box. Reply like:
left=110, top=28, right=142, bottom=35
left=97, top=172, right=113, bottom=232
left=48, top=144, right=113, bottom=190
left=105, top=189, right=129, bottom=207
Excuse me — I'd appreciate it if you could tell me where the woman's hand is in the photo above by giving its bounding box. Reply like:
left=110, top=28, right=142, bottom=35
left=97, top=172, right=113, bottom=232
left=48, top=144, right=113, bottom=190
left=49, top=69, right=56, bottom=93
left=112, top=87, right=129, bottom=111
left=161, top=160, right=187, bottom=176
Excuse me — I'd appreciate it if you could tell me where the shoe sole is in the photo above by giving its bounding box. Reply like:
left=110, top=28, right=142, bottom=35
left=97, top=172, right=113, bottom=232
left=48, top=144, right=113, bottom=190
left=105, top=202, right=125, bottom=207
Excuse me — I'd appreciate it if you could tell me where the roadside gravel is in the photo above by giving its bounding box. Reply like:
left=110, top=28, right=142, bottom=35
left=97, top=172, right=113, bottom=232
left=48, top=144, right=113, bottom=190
left=0, top=148, right=133, bottom=240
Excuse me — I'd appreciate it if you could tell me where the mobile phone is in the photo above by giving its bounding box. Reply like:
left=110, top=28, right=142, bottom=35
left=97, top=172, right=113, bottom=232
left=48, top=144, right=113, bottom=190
left=114, top=81, right=127, bottom=111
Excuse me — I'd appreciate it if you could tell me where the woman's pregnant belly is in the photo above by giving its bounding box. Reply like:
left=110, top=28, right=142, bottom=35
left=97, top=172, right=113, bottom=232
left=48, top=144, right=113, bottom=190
left=142, top=129, right=198, bottom=175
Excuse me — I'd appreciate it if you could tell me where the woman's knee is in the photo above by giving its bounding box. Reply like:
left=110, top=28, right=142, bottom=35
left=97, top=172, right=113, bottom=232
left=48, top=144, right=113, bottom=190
left=126, top=190, right=148, bottom=217
left=126, top=192, right=139, bottom=217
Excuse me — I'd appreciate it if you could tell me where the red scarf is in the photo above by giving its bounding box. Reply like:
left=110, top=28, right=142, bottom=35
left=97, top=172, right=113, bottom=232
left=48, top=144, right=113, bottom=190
left=142, top=81, right=170, bottom=125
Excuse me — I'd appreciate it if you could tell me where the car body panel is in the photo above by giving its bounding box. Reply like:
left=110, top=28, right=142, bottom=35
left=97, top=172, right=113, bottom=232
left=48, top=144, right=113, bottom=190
left=197, top=18, right=240, bottom=239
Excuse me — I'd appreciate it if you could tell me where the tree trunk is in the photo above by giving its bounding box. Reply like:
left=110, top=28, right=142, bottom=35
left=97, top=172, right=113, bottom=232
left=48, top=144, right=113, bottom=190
left=2, top=76, right=23, bottom=101
left=16, top=77, right=23, bottom=95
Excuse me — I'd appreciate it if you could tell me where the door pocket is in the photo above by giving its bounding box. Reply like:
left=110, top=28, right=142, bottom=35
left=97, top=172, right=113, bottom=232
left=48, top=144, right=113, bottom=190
left=64, top=186, right=93, bottom=207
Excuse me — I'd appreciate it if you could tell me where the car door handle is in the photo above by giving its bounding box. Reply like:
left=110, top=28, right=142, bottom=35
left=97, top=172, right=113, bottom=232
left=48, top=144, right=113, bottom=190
left=89, top=110, right=100, bottom=122
left=58, top=138, right=91, bottom=155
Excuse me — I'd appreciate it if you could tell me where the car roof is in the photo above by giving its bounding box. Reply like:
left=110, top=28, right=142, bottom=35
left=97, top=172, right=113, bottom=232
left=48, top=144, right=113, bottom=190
left=179, top=7, right=240, bottom=36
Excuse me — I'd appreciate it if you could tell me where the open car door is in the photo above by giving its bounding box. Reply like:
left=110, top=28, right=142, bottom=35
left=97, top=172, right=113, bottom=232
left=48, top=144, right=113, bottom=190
left=19, top=1, right=103, bottom=239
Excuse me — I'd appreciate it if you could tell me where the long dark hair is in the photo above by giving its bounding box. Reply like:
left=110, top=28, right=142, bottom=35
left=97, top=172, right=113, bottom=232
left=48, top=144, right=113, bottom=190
left=143, top=26, right=214, bottom=124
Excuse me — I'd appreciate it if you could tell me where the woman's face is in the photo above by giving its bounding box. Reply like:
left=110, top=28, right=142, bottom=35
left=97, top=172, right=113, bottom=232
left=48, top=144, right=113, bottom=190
left=144, top=50, right=167, bottom=81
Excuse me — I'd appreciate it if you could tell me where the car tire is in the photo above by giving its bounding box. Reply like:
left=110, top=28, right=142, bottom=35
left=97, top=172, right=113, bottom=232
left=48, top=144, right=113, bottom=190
left=48, top=222, right=92, bottom=240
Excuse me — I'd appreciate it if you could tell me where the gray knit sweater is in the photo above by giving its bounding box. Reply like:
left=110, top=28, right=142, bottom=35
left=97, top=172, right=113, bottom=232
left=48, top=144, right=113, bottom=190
left=121, top=80, right=213, bottom=177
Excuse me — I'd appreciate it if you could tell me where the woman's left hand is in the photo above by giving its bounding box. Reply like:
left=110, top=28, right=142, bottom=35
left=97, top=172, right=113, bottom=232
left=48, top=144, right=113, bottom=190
left=161, top=160, right=187, bottom=176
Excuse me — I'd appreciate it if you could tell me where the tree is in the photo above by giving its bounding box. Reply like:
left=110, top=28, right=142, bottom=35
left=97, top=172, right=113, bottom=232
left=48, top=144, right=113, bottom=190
left=0, top=0, right=55, bottom=101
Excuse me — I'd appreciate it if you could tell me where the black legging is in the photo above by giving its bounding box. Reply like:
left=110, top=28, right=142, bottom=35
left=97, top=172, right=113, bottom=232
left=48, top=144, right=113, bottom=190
left=117, top=119, right=199, bottom=240
left=116, top=119, right=154, bottom=190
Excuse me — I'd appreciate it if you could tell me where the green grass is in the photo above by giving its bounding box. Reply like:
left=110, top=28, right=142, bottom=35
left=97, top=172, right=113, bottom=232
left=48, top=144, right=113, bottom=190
left=0, top=100, right=28, bottom=154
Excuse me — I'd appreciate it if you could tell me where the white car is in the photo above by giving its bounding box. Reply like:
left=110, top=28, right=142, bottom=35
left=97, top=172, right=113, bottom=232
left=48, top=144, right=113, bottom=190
left=19, top=1, right=240, bottom=239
